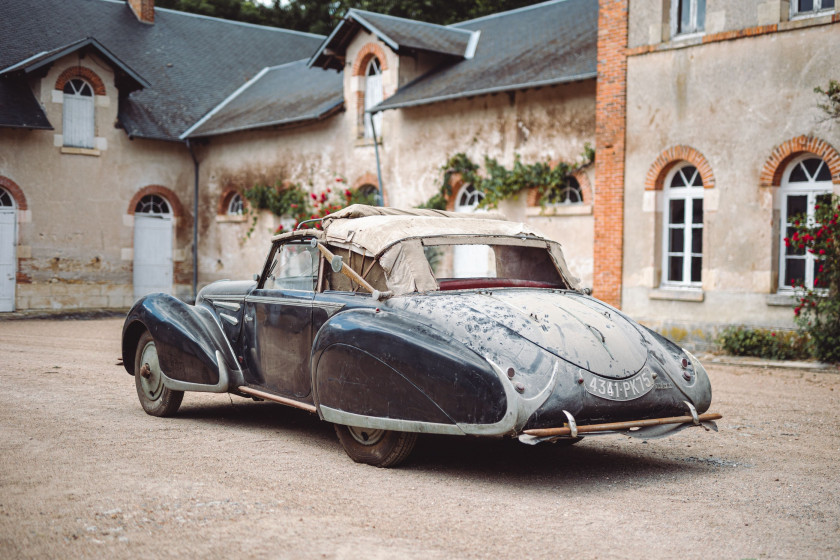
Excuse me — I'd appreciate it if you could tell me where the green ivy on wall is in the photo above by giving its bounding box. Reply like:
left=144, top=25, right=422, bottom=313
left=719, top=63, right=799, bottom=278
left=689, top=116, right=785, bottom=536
left=420, top=144, right=594, bottom=210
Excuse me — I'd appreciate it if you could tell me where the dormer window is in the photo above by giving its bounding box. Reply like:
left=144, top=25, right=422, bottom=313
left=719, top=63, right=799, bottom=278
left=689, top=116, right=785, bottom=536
left=62, top=78, right=95, bottom=149
left=672, top=0, right=705, bottom=36
left=363, top=58, right=383, bottom=139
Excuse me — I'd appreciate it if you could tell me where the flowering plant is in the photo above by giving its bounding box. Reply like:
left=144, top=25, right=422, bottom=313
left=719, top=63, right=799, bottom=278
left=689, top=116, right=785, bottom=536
left=785, top=194, right=840, bottom=363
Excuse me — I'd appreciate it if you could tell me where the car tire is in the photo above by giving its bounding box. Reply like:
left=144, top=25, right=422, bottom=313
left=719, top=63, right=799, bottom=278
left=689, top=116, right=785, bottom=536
left=134, top=330, right=184, bottom=417
left=551, top=436, right=583, bottom=446
left=333, top=424, right=418, bottom=468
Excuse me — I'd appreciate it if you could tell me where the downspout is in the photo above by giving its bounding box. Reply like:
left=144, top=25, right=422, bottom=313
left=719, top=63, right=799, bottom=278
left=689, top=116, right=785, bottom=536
left=185, top=139, right=199, bottom=301
left=368, top=109, right=384, bottom=207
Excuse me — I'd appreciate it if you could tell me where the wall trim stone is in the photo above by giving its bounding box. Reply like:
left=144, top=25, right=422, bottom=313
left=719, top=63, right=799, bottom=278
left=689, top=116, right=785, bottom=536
left=54, top=66, right=106, bottom=96
left=127, top=185, right=184, bottom=217
left=645, top=145, right=716, bottom=190
left=0, top=176, right=28, bottom=210
left=760, top=136, right=840, bottom=187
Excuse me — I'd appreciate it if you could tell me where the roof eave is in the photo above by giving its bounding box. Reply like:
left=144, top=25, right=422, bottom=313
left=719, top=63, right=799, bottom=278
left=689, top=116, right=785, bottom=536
left=187, top=100, right=344, bottom=139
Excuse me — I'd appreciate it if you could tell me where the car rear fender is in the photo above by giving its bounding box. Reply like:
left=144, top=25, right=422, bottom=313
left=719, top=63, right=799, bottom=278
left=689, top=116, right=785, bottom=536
left=311, top=308, right=510, bottom=432
left=122, top=294, right=243, bottom=393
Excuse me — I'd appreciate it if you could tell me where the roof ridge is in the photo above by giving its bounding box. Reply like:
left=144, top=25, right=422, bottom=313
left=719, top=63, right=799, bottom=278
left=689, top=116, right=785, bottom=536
left=450, top=0, right=570, bottom=28
left=348, top=8, right=473, bottom=36
left=150, top=4, right=326, bottom=39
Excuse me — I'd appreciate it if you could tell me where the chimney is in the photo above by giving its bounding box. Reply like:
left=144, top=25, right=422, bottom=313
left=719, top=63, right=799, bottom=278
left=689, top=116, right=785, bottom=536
left=128, top=0, right=155, bottom=24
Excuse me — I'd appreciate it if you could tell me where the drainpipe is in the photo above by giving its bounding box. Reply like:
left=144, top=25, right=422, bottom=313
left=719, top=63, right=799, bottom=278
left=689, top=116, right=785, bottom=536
left=185, top=139, right=199, bottom=301
left=369, top=109, right=384, bottom=207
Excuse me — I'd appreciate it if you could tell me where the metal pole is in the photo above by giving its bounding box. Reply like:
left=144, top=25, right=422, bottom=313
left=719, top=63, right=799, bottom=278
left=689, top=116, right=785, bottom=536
left=185, top=139, right=199, bottom=301
left=369, top=110, right=384, bottom=207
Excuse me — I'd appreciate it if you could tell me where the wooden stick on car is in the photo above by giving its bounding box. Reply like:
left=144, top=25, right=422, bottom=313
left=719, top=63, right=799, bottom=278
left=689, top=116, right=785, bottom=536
left=316, top=242, right=376, bottom=294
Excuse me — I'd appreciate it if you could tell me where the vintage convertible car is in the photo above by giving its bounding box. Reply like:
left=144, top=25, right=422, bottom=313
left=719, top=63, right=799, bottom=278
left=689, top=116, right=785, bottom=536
left=122, top=205, right=720, bottom=467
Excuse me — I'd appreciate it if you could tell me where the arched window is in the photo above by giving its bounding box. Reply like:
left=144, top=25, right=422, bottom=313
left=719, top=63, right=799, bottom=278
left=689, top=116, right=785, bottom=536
left=662, top=164, right=703, bottom=286
left=0, top=188, right=14, bottom=208
left=455, top=184, right=484, bottom=212
left=227, top=193, right=244, bottom=216
left=546, top=177, right=583, bottom=205
left=363, top=58, right=383, bottom=139
left=62, top=78, right=95, bottom=149
left=779, top=155, right=832, bottom=290
left=135, top=194, right=171, bottom=215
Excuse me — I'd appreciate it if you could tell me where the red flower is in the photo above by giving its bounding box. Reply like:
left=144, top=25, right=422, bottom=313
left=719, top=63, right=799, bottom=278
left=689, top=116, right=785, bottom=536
left=290, top=203, right=298, bottom=208
left=819, top=249, right=826, bottom=255
left=771, top=332, right=776, bottom=337
left=336, top=177, right=344, bottom=183
left=794, top=307, right=801, bottom=316
left=819, top=265, right=824, bottom=272
left=310, top=193, right=317, bottom=200
left=815, top=204, right=820, bottom=210
left=345, top=189, right=352, bottom=198
left=327, top=188, right=332, bottom=193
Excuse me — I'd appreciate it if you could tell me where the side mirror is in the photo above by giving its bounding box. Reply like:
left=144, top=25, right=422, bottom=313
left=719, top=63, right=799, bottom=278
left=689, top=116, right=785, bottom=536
left=331, top=255, right=343, bottom=273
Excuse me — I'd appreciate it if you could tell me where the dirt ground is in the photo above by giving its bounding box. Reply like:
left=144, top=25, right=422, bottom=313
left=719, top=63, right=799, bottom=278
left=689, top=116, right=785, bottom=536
left=0, top=318, right=838, bottom=559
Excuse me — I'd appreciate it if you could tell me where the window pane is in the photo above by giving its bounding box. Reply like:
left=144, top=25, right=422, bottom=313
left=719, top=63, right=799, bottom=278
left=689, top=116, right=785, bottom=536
left=688, top=166, right=703, bottom=187
left=784, top=258, right=805, bottom=287
left=669, top=256, right=683, bottom=282
left=669, top=199, right=685, bottom=224
left=824, top=0, right=835, bottom=9
left=816, top=192, right=832, bottom=209
left=815, top=161, right=831, bottom=181
left=802, top=158, right=822, bottom=178
left=798, top=0, right=815, bottom=11
left=670, top=169, right=686, bottom=187
left=788, top=163, right=808, bottom=183
left=679, top=0, right=691, bottom=32
left=691, top=256, right=702, bottom=283
left=787, top=195, right=807, bottom=219
left=786, top=226, right=805, bottom=256
left=692, top=228, right=703, bottom=253
left=692, top=198, right=703, bottom=224
left=669, top=227, right=684, bottom=253
left=696, top=0, right=705, bottom=30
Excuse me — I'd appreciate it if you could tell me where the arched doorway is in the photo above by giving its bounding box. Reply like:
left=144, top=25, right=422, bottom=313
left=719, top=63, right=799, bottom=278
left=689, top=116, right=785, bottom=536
left=453, top=183, right=492, bottom=278
left=0, top=188, right=16, bottom=311
left=133, top=194, right=173, bottom=300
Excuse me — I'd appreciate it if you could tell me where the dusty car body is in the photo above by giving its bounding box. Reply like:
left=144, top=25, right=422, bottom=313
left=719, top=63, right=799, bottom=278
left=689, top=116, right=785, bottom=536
left=122, top=205, right=720, bottom=467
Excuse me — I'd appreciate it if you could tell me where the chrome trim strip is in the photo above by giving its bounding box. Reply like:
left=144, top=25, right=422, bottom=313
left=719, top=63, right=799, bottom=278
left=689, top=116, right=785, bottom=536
left=320, top=406, right=465, bottom=436
left=245, top=295, right=345, bottom=312
left=219, top=313, right=238, bottom=326
left=213, top=301, right=241, bottom=311
left=161, top=350, right=230, bottom=393
left=562, top=410, right=578, bottom=438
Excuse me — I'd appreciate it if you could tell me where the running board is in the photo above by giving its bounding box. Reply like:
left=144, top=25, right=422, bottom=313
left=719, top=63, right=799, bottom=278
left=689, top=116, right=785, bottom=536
left=237, top=386, right=317, bottom=414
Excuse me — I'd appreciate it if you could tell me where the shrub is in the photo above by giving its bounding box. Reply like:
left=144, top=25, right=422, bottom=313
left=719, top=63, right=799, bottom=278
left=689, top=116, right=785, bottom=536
left=717, top=326, right=810, bottom=361
left=786, top=194, right=840, bottom=363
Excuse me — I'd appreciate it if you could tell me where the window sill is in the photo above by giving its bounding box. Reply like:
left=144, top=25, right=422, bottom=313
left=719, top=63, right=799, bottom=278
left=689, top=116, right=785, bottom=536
left=526, top=204, right=592, bottom=217
left=767, top=292, right=798, bottom=307
left=649, top=288, right=704, bottom=302
left=60, top=146, right=100, bottom=157
left=787, top=11, right=836, bottom=26
left=215, top=214, right=248, bottom=223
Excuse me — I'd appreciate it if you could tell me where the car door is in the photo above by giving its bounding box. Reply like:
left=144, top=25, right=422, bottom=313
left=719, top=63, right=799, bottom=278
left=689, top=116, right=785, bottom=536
left=243, top=240, right=320, bottom=398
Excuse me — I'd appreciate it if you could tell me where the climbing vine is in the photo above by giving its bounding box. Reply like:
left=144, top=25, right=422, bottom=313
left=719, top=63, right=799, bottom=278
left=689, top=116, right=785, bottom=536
left=420, top=144, right=594, bottom=210
left=242, top=177, right=377, bottom=237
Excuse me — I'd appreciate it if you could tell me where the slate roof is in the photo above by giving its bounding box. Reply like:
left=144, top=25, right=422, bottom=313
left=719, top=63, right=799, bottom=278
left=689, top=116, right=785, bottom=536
left=0, top=0, right=326, bottom=140
left=309, top=8, right=475, bottom=70
left=0, top=77, right=52, bottom=130
left=373, top=0, right=598, bottom=112
left=185, top=60, right=343, bottom=138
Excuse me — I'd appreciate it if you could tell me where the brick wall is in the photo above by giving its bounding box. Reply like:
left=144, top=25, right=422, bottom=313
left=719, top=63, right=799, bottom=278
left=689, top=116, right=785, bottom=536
left=594, top=0, right=628, bottom=308
left=128, top=0, right=154, bottom=24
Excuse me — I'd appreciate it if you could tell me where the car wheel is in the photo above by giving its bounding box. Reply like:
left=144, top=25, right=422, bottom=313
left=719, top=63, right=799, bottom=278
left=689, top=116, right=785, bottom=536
left=333, top=424, right=418, bottom=468
left=134, top=331, right=184, bottom=417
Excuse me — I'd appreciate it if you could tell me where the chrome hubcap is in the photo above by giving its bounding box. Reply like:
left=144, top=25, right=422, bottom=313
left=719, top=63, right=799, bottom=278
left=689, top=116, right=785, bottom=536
left=138, top=341, right=164, bottom=401
left=347, top=426, right=385, bottom=446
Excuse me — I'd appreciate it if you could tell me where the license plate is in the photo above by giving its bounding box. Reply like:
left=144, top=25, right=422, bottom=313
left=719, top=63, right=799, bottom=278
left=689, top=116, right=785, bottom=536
left=581, top=368, right=655, bottom=401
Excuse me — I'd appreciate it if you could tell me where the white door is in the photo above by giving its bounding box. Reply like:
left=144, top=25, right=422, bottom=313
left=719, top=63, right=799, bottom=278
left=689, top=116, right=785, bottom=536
left=133, top=214, right=173, bottom=300
left=453, top=184, right=493, bottom=278
left=0, top=209, right=16, bottom=312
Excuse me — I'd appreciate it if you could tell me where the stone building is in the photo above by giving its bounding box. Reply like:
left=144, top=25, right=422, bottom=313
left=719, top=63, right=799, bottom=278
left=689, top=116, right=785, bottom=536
left=0, top=0, right=597, bottom=312
left=595, top=0, right=840, bottom=346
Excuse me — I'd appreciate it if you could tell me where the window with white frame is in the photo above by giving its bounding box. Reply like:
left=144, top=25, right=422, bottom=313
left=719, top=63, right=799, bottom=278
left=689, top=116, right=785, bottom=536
left=662, top=164, right=704, bottom=286
left=62, top=78, right=95, bottom=149
left=363, top=58, right=383, bottom=139
left=546, top=177, right=583, bottom=205
left=135, top=194, right=171, bottom=215
left=779, top=156, right=832, bottom=290
left=791, top=0, right=835, bottom=17
left=672, top=0, right=706, bottom=36
left=227, top=192, right=244, bottom=216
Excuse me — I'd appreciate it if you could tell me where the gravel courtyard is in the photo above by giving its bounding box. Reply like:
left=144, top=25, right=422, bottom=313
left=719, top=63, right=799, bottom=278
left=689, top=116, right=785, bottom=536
left=0, top=317, right=838, bottom=559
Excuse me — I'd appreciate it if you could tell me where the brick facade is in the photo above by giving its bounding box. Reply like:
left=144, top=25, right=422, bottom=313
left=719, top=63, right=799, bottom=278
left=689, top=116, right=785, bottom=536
left=593, top=0, right=628, bottom=308
left=54, top=66, right=106, bottom=96
left=0, top=176, right=28, bottom=210
left=760, top=136, right=840, bottom=187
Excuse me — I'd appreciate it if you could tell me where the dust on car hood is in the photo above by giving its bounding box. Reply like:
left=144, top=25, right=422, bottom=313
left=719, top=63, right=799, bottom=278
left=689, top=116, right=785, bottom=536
left=392, top=290, right=648, bottom=380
